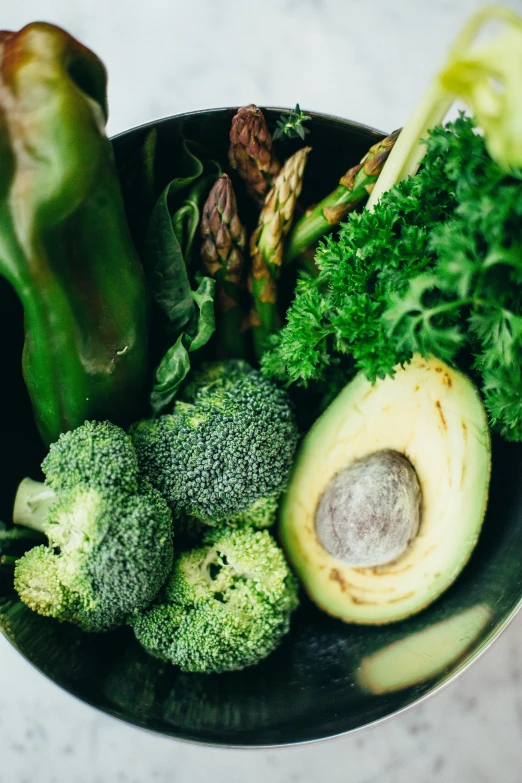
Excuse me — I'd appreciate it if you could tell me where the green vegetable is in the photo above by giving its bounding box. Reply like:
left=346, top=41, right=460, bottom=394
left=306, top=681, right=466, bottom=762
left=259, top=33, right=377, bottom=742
left=280, top=355, right=490, bottom=624
left=13, top=421, right=173, bottom=631
left=150, top=275, right=216, bottom=415
left=383, top=120, right=522, bottom=440
left=200, top=174, right=247, bottom=358
left=142, top=141, right=220, bottom=415
left=283, top=129, right=400, bottom=265
left=263, top=4, right=522, bottom=442
left=0, top=23, right=149, bottom=445
left=41, top=419, right=140, bottom=494
left=262, top=120, right=457, bottom=389
left=264, top=114, right=522, bottom=440
left=143, top=141, right=206, bottom=334
left=129, top=526, right=299, bottom=673
left=228, top=105, right=281, bottom=206
left=0, top=523, right=45, bottom=568
left=273, top=104, right=312, bottom=141
left=131, top=360, right=299, bottom=530
left=368, top=6, right=522, bottom=208
left=250, top=147, right=311, bottom=357
left=173, top=171, right=221, bottom=267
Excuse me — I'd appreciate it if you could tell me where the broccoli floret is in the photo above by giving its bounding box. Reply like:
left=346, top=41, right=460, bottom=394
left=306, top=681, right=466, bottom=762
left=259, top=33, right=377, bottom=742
left=179, top=359, right=250, bottom=402
left=42, top=420, right=139, bottom=493
left=131, top=360, right=299, bottom=528
left=129, top=526, right=299, bottom=673
left=173, top=493, right=281, bottom=544
left=13, top=422, right=174, bottom=632
left=227, top=491, right=280, bottom=529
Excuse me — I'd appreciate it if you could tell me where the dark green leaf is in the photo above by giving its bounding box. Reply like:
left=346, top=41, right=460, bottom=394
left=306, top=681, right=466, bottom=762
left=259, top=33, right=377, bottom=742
left=150, top=334, right=191, bottom=415
left=142, top=142, right=207, bottom=334
left=274, top=104, right=312, bottom=141
left=172, top=168, right=221, bottom=265
left=144, top=182, right=194, bottom=334
left=150, top=276, right=216, bottom=415
left=188, top=276, right=216, bottom=351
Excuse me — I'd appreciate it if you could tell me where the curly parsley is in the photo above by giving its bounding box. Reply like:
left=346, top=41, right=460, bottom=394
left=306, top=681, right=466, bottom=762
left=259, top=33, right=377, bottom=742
left=263, top=115, right=522, bottom=440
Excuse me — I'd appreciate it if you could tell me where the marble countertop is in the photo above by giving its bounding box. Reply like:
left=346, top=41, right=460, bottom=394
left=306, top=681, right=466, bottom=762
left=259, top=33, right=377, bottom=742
left=2, top=0, right=522, bottom=780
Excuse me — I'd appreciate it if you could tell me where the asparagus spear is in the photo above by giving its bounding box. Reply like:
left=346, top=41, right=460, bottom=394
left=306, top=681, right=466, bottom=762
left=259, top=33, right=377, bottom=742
left=229, top=105, right=281, bottom=206
left=283, top=129, right=400, bottom=264
left=201, top=174, right=247, bottom=357
left=249, top=147, right=311, bottom=357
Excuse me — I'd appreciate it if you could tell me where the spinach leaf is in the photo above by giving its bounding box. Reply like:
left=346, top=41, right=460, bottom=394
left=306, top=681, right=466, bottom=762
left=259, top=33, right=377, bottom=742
left=150, top=276, right=216, bottom=414
left=188, top=275, right=216, bottom=351
left=172, top=166, right=221, bottom=266
left=143, top=144, right=220, bottom=335
left=143, top=138, right=221, bottom=414
left=144, top=182, right=194, bottom=334
left=143, top=140, right=205, bottom=333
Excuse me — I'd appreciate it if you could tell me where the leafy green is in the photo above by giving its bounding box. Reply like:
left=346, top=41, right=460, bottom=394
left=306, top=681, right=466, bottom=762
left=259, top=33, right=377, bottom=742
left=263, top=119, right=460, bottom=385
left=273, top=104, right=312, bottom=141
left=172, top=168, right=221, bottom=266
left=143, top=142, right=221, bottom=415
left=264, top=115, right=522, bottom=440
left=150, top=276, right=216, bottom=415
left=143, top=141, right=205, bottom=334
left=437, top=6, right=522, bottom=173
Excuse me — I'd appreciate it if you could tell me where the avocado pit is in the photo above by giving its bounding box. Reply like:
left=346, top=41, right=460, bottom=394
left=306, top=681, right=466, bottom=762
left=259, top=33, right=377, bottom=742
left=315, top=450, right=421, bottom=567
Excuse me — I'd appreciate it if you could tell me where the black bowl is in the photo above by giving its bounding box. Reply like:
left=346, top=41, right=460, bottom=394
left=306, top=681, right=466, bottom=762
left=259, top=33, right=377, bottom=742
left=1, top=108, right=521, bottom=747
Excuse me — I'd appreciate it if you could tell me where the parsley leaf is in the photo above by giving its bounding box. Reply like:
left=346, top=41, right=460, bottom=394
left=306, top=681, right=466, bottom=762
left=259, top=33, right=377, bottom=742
left=263, top=114, right=522, bottom=440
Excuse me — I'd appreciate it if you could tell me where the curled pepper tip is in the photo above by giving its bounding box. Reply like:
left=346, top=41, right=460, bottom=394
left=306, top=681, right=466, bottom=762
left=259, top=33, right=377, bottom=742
left=0, top=21, right=108, bottom=123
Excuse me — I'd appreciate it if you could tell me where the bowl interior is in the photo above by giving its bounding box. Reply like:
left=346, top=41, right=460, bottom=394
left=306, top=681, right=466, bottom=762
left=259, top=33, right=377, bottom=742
left=0, top=108, right=521, bottom=747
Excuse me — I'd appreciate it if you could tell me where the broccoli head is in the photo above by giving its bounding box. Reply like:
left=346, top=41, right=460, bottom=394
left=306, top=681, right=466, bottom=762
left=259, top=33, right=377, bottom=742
left=13, top=421, right=174, bottom=632
left=42, top=420, right=139, bottom=493
left=129, top=526, right=299, bottom=673
left=130, top=360, right=299, bottom=528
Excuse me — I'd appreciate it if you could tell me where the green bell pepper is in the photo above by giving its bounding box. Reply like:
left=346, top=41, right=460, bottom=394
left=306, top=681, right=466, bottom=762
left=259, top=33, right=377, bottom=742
left=0, top=23, right=148, bottom=445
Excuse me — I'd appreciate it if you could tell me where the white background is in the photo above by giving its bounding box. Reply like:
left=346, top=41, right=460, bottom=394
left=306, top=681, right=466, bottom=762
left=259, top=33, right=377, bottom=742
left=2, top=0, right=522, bottom=780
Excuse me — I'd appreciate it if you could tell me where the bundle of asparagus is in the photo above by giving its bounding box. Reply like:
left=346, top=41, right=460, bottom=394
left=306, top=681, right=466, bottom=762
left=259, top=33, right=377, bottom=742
left=199, top=104, right=399, bottom=360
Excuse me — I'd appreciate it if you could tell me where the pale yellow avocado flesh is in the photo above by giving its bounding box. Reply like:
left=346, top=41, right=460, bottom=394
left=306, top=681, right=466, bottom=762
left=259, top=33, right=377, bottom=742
left=280, top=354, right=491, bottom=624
left=356, top=604, right=492, bottom=693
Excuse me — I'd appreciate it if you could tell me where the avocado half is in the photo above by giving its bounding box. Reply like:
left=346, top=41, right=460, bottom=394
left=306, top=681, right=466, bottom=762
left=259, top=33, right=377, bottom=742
left=280, top=354, right=491, bottom=624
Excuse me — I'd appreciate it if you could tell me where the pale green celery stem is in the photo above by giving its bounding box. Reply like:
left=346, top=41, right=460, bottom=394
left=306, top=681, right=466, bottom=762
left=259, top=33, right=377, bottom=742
left=13, top=478, right=56, bottom=533
left=367, top=4, right=515, bottom=210
left=366, top=83, right=453, bottom=210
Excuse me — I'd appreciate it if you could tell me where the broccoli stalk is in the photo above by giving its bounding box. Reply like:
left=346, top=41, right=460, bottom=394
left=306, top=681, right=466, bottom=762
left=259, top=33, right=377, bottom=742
left=0, top=524, right=46, bottom=567
left=367, top=6, right=522, bottom=210
left=13, top=479, right=57, bottom=534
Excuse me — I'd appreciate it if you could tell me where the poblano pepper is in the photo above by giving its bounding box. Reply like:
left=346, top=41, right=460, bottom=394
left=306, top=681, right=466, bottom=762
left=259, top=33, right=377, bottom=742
left=0, top=23, right=148, bottom=445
